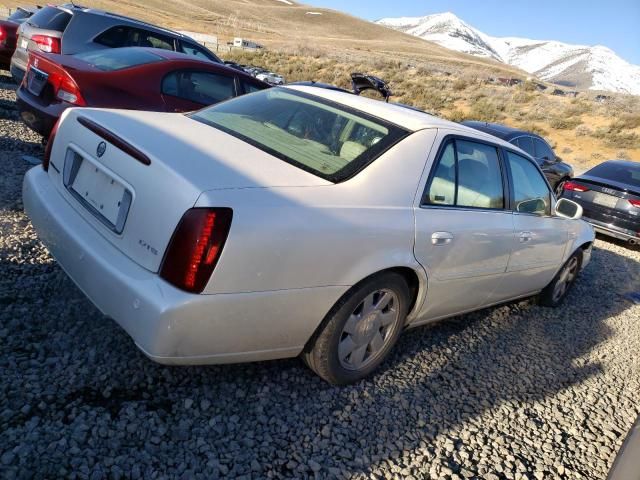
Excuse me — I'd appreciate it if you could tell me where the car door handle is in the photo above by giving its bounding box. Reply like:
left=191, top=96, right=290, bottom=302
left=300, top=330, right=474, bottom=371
left=431, top=231, right=454, bottom=245
left=519, top=231, right=533, bottom=243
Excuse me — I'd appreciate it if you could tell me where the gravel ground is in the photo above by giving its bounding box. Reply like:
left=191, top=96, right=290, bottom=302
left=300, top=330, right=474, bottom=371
left=1, top=73, right=639, bottom=480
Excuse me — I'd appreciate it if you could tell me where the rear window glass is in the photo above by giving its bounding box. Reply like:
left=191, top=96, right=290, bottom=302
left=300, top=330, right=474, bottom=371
left=586, top=162, right=640, bottom=186
left=8, top=7, right=33, bottom=22
left=27, top=6, right=71, bottom=32
left=190, top=88, right=409, bottom=182
left=73, top=48, right=164, bottom=71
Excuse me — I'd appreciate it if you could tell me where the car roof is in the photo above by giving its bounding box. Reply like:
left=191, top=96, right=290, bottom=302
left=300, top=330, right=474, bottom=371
left=590, top=159, right=640, bottom=170
left=461, top=121, right=534, bottom=140
left=284, top=85, right=517, bottom=144
left=67, top=7, right=195, bottom=41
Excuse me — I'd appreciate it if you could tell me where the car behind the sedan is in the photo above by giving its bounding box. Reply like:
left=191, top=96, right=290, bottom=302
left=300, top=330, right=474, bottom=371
left=17, top=47, right=268, bottom=137
left=561, top=160, right=640, bottom=245
left=23, top=86, right=593, bottom=384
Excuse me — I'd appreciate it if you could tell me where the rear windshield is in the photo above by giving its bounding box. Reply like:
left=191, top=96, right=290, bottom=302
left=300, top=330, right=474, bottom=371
left=190, top=88, right=409, bottom=182
left=73, top=49, right=164, bottom=71
left=586, top=162, right=640, bottom=186
left=27, top=6, right=71, bottom=32
left=7, top=7, right=33, bottom=22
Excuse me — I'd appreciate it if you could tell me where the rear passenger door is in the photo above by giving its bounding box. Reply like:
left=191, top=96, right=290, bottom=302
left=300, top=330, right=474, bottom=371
left=161, top=69, right=237, bottom=112
left=413, top=134, right=515, bottom=322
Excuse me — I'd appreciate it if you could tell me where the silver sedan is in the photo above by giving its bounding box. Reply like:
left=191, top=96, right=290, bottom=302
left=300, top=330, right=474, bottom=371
left=23, top=86, right=594, bottom=384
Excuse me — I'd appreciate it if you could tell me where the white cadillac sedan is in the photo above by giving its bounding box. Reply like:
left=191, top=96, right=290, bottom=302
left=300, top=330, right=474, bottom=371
left=23, top=86, right=594, bottom=384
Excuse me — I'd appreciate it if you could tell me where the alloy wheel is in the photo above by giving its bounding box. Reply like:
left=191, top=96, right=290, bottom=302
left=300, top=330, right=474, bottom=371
left=338, top=289, right=400, bottom=371
left=552, top=256, right=579, bottom=303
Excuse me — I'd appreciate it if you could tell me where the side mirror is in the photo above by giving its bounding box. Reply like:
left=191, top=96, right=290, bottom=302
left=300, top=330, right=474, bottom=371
left=517, top=197, right=546, bottom=214
left=555, top=198, right=583, bottom=219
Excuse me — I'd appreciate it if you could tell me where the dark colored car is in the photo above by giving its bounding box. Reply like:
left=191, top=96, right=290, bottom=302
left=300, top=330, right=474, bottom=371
left=17, top=47, right=268, bottom=137
left=560, top=160, right=640, bottom=245
left=10, top=4, right=221, bottom=83
left=0, top=6, right=40, bottom=69
left=291, top=73, right=430, bottom=113
left=462, top=121, right=574, bottom=195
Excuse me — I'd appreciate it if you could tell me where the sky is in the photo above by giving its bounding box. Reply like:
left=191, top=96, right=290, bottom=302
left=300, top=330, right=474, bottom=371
left=305, top=0, right=640, bottom=65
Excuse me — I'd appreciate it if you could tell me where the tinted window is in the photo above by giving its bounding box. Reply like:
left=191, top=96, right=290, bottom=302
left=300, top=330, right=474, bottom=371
left=240, top=80, right=267, bottom=94
left=8, top=8, right=33, bottom=22
left=585, top=162, right=640, bottom=186
left=131, top=29, right=173, bottom=50
left=96, top=26, right=174, bottom=50
left=94, top=26, right=129, bottom=48
left=180, top=42, right=221, bottom=62
left=74, top=49, right=164, bottom=71
left=425, top=139, right=504, bottom=209
left=506, top=151, right=552, bottom=216
left=190, top=88, right=408, bottom=182
left=27, top=6, right=71, bottom=31
left=162, top=71, right=236, bottom=105
left=514, top=136, right=535, bottom=156
left=533, top=138, right=554, bottom=160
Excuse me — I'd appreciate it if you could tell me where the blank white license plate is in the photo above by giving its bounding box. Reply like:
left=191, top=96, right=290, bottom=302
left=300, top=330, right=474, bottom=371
left=593, top=192, right=618, bottom=208
left=21, top=38, right=28, bottom=49
left=71, top=161, right=126, bottom=226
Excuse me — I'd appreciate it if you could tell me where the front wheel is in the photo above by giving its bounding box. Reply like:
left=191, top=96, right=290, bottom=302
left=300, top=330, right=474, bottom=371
left=303, top=272, right=410, bottom=385
left=539, top=250, right=583, bottom=307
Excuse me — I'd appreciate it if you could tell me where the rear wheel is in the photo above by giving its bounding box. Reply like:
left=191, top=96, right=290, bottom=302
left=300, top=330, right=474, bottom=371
left=303, top=272, right=410, bottom=385
left=539, top=250, right=582, bottom=307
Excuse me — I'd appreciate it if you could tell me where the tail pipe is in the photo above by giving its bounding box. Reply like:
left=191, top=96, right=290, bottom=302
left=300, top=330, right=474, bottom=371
left=629, top=238, right=638, bottom=246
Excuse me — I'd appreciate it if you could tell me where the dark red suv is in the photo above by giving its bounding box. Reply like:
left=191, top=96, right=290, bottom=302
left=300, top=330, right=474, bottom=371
left=17, top=47, right=269, bottom=137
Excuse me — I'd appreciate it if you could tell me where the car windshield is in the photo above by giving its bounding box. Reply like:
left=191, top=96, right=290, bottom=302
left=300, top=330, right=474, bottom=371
left=190, top=88, right=409, bottom=182
left=586, top=162, right=640, bottom=186
left=73, top=49, right=164, bottom=71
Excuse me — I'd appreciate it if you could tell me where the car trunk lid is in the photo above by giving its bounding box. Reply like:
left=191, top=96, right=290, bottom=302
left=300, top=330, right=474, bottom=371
left=47, top=108, right=330, bottom=273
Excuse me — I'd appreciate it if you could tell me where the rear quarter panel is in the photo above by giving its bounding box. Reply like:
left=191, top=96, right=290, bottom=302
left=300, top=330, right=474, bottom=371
left=195, top=129, right=438, bottom=297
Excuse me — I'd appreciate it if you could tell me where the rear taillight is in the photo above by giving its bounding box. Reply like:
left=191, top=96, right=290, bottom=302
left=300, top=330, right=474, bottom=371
left=629, top=199, right=640, bottom=208
left=26, top=52, right=86, bottom=106
left=160, top=208, right=233, bottom=293
left=563, top=181, right=589, bottom=192
left=42, top=119, right=60, bottom=171
left=0, top=27, right=6, bottom=47
left=31, top=35, right=61, bottom=54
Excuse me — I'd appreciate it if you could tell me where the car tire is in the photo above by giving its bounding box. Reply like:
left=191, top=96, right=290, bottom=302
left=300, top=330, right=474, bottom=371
left=303, top=272, right=410, bottom=385
left=538, top=249, right=583, bottom=307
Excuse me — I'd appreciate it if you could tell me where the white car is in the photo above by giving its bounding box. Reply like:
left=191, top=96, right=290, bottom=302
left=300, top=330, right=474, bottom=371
left=255, top=71, right=285, bottom=85
left=23, top=86, right=594, bottom=384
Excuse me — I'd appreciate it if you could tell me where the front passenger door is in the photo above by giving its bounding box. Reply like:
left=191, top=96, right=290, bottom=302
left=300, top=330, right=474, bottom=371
left=501, top=150, right=568, bottom=295
left=414, top=136, right=515, bottom=322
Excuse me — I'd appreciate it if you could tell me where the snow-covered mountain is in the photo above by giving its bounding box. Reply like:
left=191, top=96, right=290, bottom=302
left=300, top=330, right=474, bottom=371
left=376, top=12, right=640, bottom=95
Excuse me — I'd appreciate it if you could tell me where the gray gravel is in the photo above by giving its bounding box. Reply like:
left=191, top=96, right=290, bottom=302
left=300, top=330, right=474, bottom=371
left=1, top=72, right=639, bottom=480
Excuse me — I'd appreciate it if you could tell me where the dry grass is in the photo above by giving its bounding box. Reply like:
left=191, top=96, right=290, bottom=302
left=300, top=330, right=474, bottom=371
left=1, top=0, right=638, bottom=169
left=225, top=49, right=640, bottom=169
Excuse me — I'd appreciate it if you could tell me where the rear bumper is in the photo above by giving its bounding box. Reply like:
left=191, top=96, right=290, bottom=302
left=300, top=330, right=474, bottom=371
left=23, top=167, right=347, bottom=364
left=584, top=216, right=639, bottom=242
left=16, top=87, right=65, bottom=137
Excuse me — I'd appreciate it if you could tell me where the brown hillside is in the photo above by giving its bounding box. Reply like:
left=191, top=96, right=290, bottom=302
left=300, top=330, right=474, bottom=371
left=0, top=0, right=526, bottom=78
